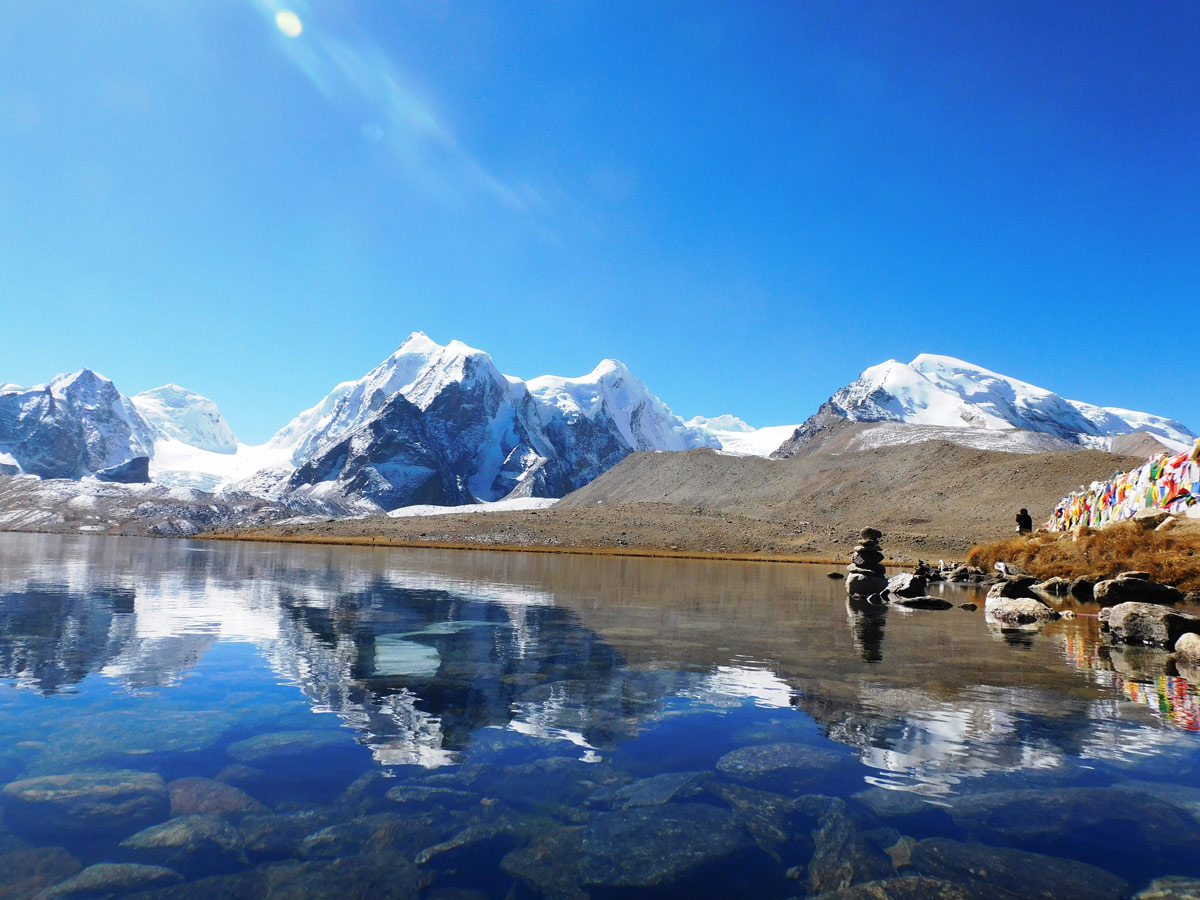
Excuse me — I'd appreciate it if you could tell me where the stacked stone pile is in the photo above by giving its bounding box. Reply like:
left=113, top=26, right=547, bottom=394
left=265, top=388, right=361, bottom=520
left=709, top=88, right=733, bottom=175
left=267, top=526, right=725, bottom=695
left=846, top=528, right=889, bottom=596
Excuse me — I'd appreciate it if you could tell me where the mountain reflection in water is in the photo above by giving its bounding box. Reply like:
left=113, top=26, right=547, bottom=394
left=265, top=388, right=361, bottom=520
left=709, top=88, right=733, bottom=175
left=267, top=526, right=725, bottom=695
left=1, top=534, right=1200, bottom=898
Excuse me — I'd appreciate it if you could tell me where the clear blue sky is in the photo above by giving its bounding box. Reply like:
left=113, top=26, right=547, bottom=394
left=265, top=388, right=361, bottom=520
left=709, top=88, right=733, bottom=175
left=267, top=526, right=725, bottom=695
left=1, top=1, right=1196, bottom=443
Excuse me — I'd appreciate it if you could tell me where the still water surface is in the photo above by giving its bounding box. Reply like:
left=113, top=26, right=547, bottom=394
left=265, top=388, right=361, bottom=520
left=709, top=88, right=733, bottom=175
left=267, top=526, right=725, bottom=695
left=1, top=533, right=1199, bottom=899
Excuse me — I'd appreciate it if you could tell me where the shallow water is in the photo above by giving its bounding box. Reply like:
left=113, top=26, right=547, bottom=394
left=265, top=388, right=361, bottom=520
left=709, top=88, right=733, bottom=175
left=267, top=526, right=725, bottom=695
left=1, top=533, right=1199, bottom=899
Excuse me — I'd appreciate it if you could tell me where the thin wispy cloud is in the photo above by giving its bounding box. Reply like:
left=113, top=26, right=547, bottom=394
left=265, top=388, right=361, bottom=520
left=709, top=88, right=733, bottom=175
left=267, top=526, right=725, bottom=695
left=254, top=1, right=542, bottom=214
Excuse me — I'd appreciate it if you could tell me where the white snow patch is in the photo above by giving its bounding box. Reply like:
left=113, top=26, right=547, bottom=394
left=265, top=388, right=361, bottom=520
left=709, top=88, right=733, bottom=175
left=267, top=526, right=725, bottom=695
left=387, top=497, right=557, bottom=518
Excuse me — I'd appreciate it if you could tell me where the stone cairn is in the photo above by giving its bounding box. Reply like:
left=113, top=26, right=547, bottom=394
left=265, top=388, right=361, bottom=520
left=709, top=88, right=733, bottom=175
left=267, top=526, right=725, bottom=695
left=846, top=527, right=890, bottom=596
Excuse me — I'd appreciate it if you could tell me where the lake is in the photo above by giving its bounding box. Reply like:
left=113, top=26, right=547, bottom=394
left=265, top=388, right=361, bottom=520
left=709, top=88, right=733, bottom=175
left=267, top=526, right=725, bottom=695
left=1, top=532, right=1198, bottom=899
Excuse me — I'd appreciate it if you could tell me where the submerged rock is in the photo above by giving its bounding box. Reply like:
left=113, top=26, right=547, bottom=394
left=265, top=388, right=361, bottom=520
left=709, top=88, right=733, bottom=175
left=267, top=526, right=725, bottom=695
left=578, top=804, right=756, bottom=891
left=225, top=730, right=351, bottom=764
left=239, top=809, right=339, bottom=861
left=500, top=826, right=587, bottom=900
left=35, top=862, right=182, bottom=899
left=1133, top=876, right=1200, bottom=899
left=716, top=742, right=844, bottom=785
left=806, top=797, right=893, bottom=894
left=1102, top=602, right=1200, bottom=647
left=810, top=874, right=974, bottom=899
left=1, top=770, right=168, bottom=840
left=167, top=778, right=265, bottom=819
left=0, top=846, right=80, bottom=900
left=119, top=814, right=245, bottom=873
left=910, top=837, right=1127, bottom=900
left=612, top=771, right=709, bottom=808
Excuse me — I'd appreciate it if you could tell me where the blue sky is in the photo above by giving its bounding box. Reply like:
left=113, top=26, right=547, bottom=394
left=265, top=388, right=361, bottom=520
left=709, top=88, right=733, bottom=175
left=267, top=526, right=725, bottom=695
left=1, top=1, right=1196, bottom=442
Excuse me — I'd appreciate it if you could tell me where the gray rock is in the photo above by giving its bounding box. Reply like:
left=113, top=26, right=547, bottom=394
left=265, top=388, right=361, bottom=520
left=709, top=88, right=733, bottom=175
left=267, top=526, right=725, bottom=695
left=578, top=804, right=753, bottom=890
left=910, top=837, right=1127, bottom=900
left=35, top=863, right=182, bottom=900
left=0, top=846, right=81, bottom=900
left=1133, top=876, right=1200, bottom=899
left=1176, top=632, right=1200, bottom=661
left=225, top=729, right=351, bottom=764
left=854, top=549, right=886, bottom=568
left=1119, top=571, right=1152, bottom=580
left=1095, top=577, right=1184, bottom=607
left=94, top=456, right=150, bottom=484
left=1033, top=576, right=1070, bottom=595
left=847, top=573, right=890, bottom=597
left=119, top=814, right=245, bottom=873
left=415, top=820, right=520, bottom=867
left=887, top=573, right=928, bottom=599
left=861, top=528, right=883, bottom=541
left=807, top=797, right=893, bottom=894
left=256, top=853, right=426, bottom=900
left=1, top=770, right=168, bottom=840
left=986, top=577, right=1039, bottom=600
left=716, top=742, right=844, bottom=784
left=167, top=778, right=265, bottom=819
left=1103, top=602, right=1200, bottom=647
left=984, top=596, right=1058, bottom=625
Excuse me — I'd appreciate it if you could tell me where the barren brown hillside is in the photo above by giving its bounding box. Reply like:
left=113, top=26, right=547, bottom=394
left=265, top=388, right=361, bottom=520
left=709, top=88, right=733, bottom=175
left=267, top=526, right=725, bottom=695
left=213, top=442, right=1144, bottom=562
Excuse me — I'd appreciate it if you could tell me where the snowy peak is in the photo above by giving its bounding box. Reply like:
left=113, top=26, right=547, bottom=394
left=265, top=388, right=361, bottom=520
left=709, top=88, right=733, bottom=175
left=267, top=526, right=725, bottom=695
left=794, top=354, right=1195, bottom=452
left=132, top=384, right=238, bottom=454
left=0, top=368, right=154, bottom=479
left=528, top=359, right=715, bottom=453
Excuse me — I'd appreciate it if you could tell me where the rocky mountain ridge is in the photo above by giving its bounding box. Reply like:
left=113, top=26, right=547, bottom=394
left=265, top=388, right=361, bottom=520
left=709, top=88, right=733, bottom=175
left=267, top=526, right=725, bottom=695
left=1, top=341, right=1194, bottom=532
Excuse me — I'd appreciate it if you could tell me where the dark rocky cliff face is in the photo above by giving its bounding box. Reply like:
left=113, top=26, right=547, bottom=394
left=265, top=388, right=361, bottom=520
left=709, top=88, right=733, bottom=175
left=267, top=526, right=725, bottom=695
left=0, top=371, right=154, bottom=479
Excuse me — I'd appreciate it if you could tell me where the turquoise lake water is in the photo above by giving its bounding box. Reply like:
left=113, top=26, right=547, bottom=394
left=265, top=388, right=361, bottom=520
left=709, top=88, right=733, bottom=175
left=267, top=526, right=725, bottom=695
left=1, top=532, right=1199, bottom=899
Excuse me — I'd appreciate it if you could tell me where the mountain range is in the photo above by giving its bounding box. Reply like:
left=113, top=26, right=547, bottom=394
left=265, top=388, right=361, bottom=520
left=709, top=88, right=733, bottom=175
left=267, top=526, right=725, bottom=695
left=0, top=336, right=1193, bottom=524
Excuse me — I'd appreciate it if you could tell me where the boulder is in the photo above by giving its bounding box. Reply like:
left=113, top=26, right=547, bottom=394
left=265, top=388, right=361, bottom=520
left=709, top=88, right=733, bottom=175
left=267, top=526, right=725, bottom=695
left=860, top=528, right=883, bottom=541
left=1094, top=577, right=1184, bottom=607
left=806, top=797, right=893, bottom=894
left=846, top=573, right=889, bottom=597
left=1103, top=602, right=1200, bottom=647
left=986, top=577, right=1039, bottom=600
left=119, top=814, right=246, bottom=874
left=1032, top=576, right=1070, bottom=595
left=809, top=875, right=973, bottom=899
left=984, top=596, right=1058, bottom=626
left=167, top=778, right=265, bottom=819
left=716, top=742, right=844, bottom=785
left=853, top=549, right=885, bottom=568
left=910, top=837, right=1127, bottom=900
left=34, top=863, right=182, bottom=900
left=1, top=770, right=168, bottom=841
left=578, top=804, right=757, bottom=892
left=225, top=730, right=351, bottom=764
left=0, top=847, right=80, bottom=900
left=1176, top=632, right=1200, bottom=662
left=1133, top=876, right=1200, bottom=899
left=1119, top=571, right=1152, bottom=580
left=239, top=809, right=339, bottom=861
left=501, top=827, right=587, bottom=900
left=887, top=573, right=928, bottom=599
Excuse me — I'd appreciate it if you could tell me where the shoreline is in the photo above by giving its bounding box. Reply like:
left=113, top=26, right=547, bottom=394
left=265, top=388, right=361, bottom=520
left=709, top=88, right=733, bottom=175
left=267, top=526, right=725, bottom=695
left=197, top=530, right=856, bottom=567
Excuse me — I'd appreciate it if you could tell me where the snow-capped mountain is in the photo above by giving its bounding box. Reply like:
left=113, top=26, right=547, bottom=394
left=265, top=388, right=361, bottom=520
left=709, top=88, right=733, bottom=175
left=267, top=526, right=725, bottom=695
left=773, top=354, right=1196, bottom=458
left=0, top=370, right=155, bottom=481
left=132, top=385, right=237, bottom=454
left=273, top=333, right=714, bottom=510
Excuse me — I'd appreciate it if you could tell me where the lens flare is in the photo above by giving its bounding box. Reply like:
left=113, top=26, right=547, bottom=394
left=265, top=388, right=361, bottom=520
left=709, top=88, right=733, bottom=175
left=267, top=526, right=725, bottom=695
left=275, top=10, right=303, bottom=38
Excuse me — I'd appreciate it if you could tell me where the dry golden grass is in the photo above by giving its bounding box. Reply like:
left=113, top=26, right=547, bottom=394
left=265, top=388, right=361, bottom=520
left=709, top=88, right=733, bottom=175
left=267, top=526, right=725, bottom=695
left=967, top=519, right=1200, bottom=592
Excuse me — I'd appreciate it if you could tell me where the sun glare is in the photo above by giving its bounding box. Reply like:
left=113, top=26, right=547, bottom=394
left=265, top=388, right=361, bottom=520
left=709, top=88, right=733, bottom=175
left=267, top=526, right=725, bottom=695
left=275, top=10, right=303, bottom=38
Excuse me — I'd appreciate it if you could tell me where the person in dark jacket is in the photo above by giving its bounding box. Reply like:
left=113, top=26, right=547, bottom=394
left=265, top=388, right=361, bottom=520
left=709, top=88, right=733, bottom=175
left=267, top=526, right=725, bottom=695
left=1015, top=508, right=1033, bottom=534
